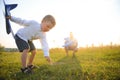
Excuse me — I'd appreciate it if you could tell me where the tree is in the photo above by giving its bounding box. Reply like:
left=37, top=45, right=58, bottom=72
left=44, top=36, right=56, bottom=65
left=0, top=44, right=5, bottom=51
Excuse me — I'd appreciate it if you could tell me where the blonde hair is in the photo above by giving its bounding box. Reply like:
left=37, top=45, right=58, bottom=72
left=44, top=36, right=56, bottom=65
left=42, top=15, right=56, bottom=29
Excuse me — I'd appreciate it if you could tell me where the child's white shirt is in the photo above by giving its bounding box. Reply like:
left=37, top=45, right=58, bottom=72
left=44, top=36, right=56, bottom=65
left=10, top=16, right=49, bottom=56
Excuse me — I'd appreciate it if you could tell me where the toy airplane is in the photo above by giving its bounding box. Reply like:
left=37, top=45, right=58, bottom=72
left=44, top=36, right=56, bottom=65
left=3, top=0, right=17, bottom=37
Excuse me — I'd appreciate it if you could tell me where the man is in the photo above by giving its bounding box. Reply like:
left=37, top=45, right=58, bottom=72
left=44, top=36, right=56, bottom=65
left=63, top=32, right=78, bottom=56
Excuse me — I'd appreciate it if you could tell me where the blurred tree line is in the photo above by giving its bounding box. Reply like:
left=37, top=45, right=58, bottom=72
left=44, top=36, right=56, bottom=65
left=0, top=44, right=5, bottom=51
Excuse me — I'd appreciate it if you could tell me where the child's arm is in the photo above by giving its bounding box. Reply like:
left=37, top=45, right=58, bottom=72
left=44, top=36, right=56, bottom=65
left=39, top=35, right=52, bottom=64
left=45, top=56, right=52, bottom=65
left=8, top=16, right=31, bottom=26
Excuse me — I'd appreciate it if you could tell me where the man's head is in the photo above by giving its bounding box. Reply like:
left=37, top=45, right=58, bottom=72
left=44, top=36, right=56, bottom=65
left=41, top=15, right=56, bottom=32
left=70, top=32, right=74, bottom=39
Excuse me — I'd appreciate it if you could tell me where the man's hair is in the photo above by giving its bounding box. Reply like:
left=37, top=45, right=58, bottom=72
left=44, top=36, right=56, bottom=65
left=42, top=15, right=56, bottom=28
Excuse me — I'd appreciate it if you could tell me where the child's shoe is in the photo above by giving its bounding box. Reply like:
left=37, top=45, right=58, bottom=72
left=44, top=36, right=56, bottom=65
left=27, top=65, right=37, bottom=69
left=21, top=67, right=32, bottom=74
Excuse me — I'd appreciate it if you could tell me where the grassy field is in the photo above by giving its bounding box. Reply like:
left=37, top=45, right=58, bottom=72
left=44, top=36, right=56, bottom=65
left=0, top=46, right=120, bottom=80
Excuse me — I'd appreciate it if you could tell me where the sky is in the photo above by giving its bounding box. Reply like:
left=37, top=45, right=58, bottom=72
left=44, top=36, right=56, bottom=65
left=0, top=0, right=120, bottom=48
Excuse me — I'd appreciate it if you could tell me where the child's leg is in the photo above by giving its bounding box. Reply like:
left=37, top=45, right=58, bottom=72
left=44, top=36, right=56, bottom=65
left=27, top=40, right=36, bottom=67
left=14, top=35, right=32, bottom=73
left=28, top=50, right=36, bottom=66
left=14, top=35, right=30, bottom=68
left=21, top=49, right=29, bottom=68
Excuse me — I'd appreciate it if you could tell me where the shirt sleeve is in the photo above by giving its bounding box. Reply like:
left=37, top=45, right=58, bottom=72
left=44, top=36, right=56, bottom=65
left=10, top=16, right=32, bottom=27
left=40, top=34, right=49, bottom=56
left=63, top=37, right=73, bottom=47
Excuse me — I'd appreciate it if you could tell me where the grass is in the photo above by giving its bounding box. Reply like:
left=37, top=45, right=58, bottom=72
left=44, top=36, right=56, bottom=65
left=0, top=46, right=120, bottom=80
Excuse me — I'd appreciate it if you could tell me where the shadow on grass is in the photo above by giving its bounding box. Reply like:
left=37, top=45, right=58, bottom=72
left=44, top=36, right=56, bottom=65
left=51, top=56, right=89, bottom=80
left=11, top=56, right=89, bottom=80
left=56, top=56, right=83, bottom=79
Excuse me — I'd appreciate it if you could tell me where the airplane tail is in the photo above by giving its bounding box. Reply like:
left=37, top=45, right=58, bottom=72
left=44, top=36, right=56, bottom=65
left=3, top=0, right=17, bottom=37
left=6, top=4, right=18, bottom=11
left=5, top=4, right=17, bottom=16
left=3, top=0, right=17, bottom=16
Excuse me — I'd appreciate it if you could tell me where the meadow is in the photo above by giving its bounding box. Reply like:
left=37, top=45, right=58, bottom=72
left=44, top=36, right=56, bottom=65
left=0, top=46, right=120, bottom=80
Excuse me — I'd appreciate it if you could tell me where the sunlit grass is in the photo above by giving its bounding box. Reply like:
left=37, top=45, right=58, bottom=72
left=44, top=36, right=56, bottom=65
left=0, top=46, right=120, bottom=80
